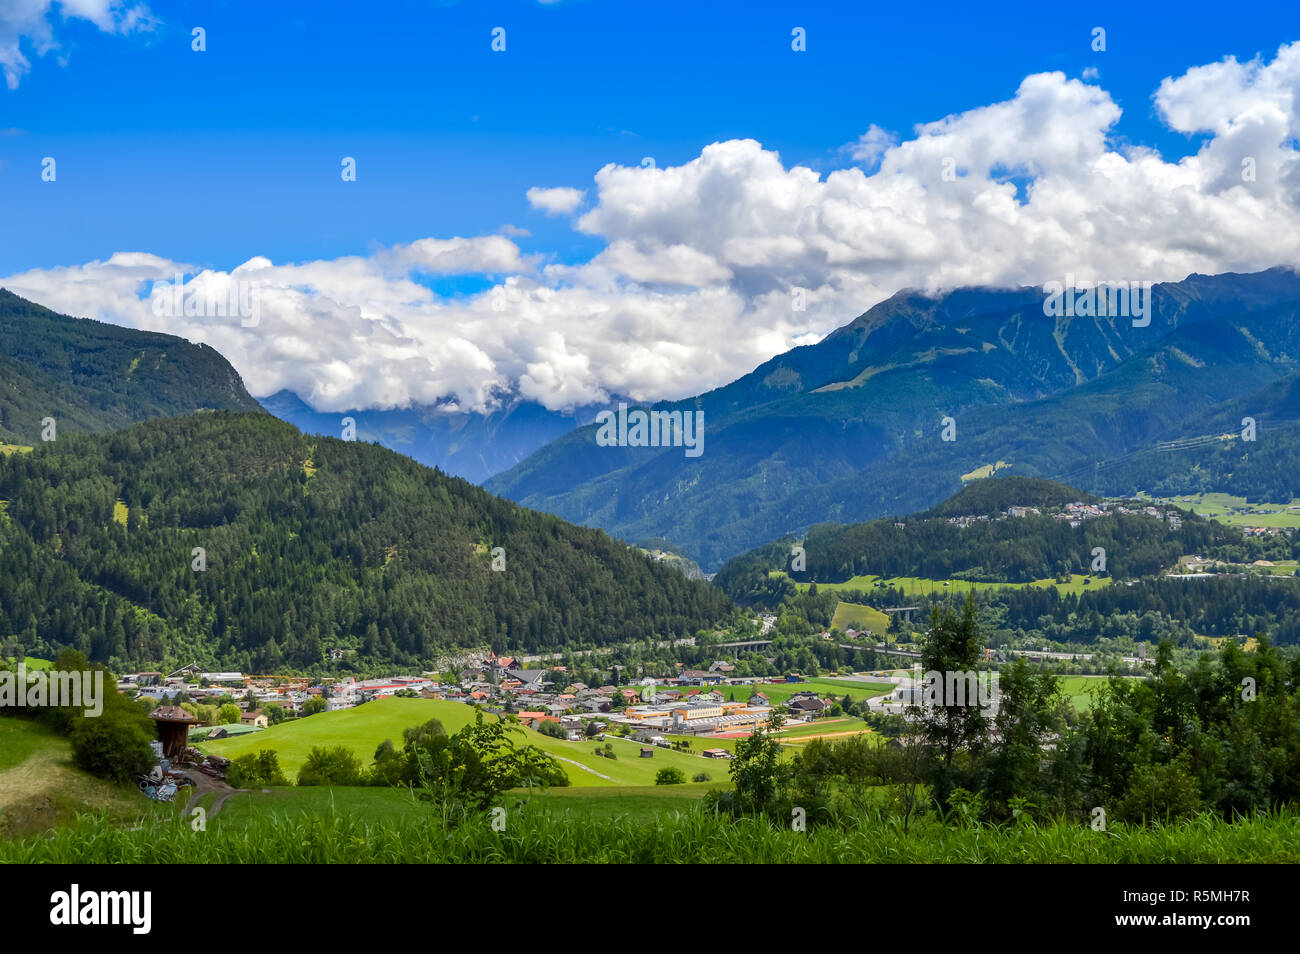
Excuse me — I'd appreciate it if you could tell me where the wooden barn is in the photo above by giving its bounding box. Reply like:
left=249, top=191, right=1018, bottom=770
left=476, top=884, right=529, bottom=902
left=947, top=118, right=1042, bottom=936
left=149, top=705, right=200, bottom=761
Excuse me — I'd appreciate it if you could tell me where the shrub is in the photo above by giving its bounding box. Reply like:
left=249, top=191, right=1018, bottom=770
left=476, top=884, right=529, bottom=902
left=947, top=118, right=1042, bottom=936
left=69, top=706, right=155, bottom=784
left=297, top=745, right=365, bottom=786
left=655, top=767, right=686, bottom=786
left=692, top=772, right=712, bottom=783
left=228, top=749, right=288, bottom=788
left=1117, top=759, right=1203, bottom=823
left=413, top=712, right=568, bottom=813
left=536, top=719, right=567, bottom=739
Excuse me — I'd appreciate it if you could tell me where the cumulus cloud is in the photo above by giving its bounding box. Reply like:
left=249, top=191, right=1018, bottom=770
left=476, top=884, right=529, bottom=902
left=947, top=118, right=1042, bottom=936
left=0, top=0, right=151, bottom=90
left=8, top=43, right=1300, bottom=416
left=526, top=185, right=585, bottom=215
left=847, top=123, right=898, bottom=168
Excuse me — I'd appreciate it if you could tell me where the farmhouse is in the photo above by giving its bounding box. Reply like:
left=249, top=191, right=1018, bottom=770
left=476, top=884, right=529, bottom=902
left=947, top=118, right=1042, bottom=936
left=788, top=697, right=829, bottom=717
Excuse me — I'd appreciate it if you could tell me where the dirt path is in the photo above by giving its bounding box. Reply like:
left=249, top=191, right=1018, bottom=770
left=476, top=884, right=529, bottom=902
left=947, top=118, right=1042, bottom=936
left=181, top=770, right=247, bottom=819
left=551, top=754, right=614, bottom=782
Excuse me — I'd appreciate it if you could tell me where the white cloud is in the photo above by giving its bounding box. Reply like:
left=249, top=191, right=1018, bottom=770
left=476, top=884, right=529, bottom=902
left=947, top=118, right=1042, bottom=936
left=847, top=123, right=898, bottom=168
left=384, top=235, right=530, bottom=274
left=7, top=43, right=1300, bottom=417
left=526, top=185, right=585, bottom=215
left=0, top=0, right=151, bottom=90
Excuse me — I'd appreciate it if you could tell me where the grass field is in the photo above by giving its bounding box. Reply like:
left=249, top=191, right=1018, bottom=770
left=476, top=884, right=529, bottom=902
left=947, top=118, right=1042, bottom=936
left=1059, top=675, right=1111, bottom=711
left=2, top=657, right=52, bottom=671
left=1149, top=492, right=1300, bottom=529
left=213, top=782, right=720, bottom=829
left=773, top=717, right=883, bottom=746
left=784, top=571, right=1110, bottom=597
left=961, top=461, right=1009, bottom=482
left=199, top=697, right=740, bottom=788
left=7, top=796, right=1297, bottom=863
left=830, top=600, right=890, bottom=635
left=740, top=677, right=894, bottom=707
left=0, top=717, right=175, bottom=838
left=200, top=697, right=485, bottom=775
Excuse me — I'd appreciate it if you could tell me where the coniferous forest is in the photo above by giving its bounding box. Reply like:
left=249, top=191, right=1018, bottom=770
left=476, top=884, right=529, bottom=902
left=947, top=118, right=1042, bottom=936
left=0, top=412, right=733, bottom=671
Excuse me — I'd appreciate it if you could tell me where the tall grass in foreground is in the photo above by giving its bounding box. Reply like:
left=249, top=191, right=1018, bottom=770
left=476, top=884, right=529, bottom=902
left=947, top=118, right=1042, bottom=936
left=3, top=803, right=1299, bottom=863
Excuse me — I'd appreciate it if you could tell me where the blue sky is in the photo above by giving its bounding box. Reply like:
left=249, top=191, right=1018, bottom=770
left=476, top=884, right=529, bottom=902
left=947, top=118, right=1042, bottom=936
left=3, top=1, right=1299, bottom=415
left=3, top=0, right=1294, bottom=272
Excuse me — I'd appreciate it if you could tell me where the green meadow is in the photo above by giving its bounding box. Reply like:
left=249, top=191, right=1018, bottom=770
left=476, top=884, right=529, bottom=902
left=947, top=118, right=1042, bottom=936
left=200, top=697, right=484, bottom=775
left=5, top=797, right=1297, bottom=864
left=1148, top=492, right=1300, bottom=529
left=738, top=678, right=895, bottom=707
left=830, top=600, right=890, bottom=635
left=200, top=697, right=741, bottom=787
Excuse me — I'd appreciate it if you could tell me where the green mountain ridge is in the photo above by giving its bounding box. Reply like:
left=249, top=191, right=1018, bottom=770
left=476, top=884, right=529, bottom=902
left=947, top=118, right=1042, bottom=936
left=0, top=289, right=264, bottom=443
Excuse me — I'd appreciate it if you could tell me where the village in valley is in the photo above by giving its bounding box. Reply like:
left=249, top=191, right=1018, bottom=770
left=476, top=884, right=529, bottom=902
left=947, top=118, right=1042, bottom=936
left=122, top=646, right=898, bottom=780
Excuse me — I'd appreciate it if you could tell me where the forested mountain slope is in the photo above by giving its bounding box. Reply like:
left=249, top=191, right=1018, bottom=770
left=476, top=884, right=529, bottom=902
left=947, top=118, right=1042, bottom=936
left=0, top=290, right=263, bottom=444
left=0, top=413, right=732, bottom=670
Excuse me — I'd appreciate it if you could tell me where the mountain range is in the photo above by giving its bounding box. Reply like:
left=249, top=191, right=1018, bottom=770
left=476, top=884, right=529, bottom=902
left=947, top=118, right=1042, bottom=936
left=485, top=268, right=1300, bottom=570
left=260, top=390, right=598, bottom=485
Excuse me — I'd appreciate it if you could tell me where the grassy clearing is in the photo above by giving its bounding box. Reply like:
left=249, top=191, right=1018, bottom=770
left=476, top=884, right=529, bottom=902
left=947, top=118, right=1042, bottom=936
left=961, top=461, right=1009, bottom=482
left=830, top=600, right=890, bottom=635
left=773, top=717, right=877, bottom=742
left=199, top=697, right=484, bottom=776
left=1058, top=675, right=1112, bottom=711
left=5, top=799, right=1297, bottom=863
left=0, top=718, right=175, bottom=838
left=551, top=732, right=741, bottom=785
left=742, top=678, right=894, bottom=708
